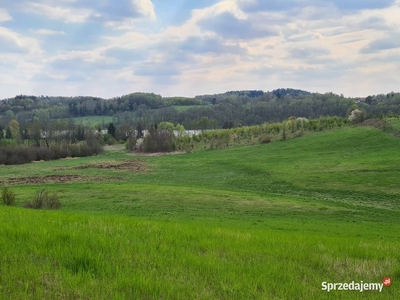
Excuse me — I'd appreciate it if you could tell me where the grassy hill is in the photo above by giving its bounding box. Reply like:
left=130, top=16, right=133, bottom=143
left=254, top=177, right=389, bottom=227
left=0, top=126, right=399, bottom=299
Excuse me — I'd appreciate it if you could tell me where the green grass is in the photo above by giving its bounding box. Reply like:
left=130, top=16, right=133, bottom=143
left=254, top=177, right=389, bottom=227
left=0, top=126, right=399, bottom=299
left=73, top=116, right=113, bottom=126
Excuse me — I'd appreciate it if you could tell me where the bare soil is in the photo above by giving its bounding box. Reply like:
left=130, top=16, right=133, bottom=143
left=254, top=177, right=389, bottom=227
left=74, top=159, right=149, bottom=172
left=5, top=175, right=91, bottom=185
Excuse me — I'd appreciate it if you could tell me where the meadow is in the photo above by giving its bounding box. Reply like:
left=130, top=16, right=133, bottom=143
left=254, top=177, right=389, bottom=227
left=0, top=126, right=399, bottom=299
left=73, top=116, right=114, bottom=127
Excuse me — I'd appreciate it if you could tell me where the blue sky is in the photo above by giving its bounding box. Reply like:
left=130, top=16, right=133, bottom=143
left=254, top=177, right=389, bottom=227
left=1, top=0, right=400, bottom=98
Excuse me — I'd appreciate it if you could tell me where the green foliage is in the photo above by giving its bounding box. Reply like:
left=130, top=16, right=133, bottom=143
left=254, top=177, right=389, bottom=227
left=163, top=97, right=202, bottom=106
left=0, top=141, right=103, bottom=165
left=1, top=187, right=16, bottom=206
left=24, top=189, right=61, bottom=210
left=107, top=122, right=116, bottom=138
left=349, top=109, right=366, bottom=124
left=5, top=127, right=12, bottom=139
left=175, top=116, right=349, bottom=152
left=143, top=126, right=176, bottom=153
left=125, top=137, right=137, bottom=152
left=157, top=121, right=175, bottom=132
left=8, top=119, right=20, bottom=141
left=103, top=133, right=116, bottom=145
left=115, top=123, right=135, bottom=141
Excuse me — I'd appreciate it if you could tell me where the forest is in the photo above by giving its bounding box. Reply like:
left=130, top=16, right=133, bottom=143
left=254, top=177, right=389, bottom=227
left=1, top=88, right=400, bottom=165
left=2, top=89, right=400, bottom=130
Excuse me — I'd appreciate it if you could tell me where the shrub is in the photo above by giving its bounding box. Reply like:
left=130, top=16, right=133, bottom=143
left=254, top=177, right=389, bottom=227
left=24, top=189, right=61, bottom=210
left=1, top=187, right=16, bottom=206
left=258, top=134, right=272, bottom=144
left=143, top=128, right=175, bottom=153
left=349, top=109, right=365, bottom=124
left=125, top=137, right=137, bottom=152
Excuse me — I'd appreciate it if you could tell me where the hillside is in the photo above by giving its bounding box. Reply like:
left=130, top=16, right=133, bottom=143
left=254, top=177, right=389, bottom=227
left=0, top=126, right=399, bottom=299
left=1, top=90, right=400, bottom=129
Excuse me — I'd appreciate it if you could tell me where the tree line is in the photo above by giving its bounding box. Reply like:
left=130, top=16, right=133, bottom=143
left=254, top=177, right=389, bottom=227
left=0, top=119, right=103, bottom=165
left=2, top=89, right=400, bottom=132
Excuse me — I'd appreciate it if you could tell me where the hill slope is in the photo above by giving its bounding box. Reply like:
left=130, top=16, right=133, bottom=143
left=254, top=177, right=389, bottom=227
left=0, top=126, right=399, bottom=299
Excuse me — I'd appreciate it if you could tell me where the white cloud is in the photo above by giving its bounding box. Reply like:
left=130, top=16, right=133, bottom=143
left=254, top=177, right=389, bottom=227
left=23, top=2, right=92, bottom=23
left=1, top=0, right=400, bottom=98
left=135, top=0, right=156, bottom=20
left=0, top=26, right=43, bottom=54
left=0, top=9, right=12, bottom=22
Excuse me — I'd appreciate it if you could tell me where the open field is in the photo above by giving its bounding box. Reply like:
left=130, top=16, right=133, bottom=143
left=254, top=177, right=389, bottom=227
left=0, top=126, right=399, bottom=299
left=73, top=116, right=114, bottom=127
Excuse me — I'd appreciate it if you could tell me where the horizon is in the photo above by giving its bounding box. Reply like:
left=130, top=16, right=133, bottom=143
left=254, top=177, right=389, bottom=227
left=1, top=88, right=384, bottom=100
left=1, top=1, right=400, bottom=99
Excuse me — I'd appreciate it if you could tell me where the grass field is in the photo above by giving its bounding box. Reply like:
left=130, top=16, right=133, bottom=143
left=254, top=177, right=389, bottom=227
left=73, top=116, right=113, bottom=127
left=0, top=126, right=399, bottom=299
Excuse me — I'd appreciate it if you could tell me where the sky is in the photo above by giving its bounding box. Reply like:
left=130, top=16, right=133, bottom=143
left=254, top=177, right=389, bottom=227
left=1, top=0, right=400, bottom=99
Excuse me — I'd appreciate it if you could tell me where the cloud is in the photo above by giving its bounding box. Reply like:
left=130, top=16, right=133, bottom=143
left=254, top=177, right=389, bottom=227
left=179, top=36, right=246, bottom=55
left=53, top=0, right=156, bottom=22
left=1, top=0, right=400, bottom=99
left=42, top=50, right=119, bottom=80
left=238, top=0, right=299, bottom=12
left=23, top=2, right=92, bottom=23
left=361, top=38, right=400, bottom=53
left=331, top=0, right=396, bottom=11
left=0, top=9, right=12, bottom=22
left=134, top=62, right=181, bottom=77
left=238, top=0, right=397, bottom=12
left=288, top=46, right=330, bottom=60
left=104, top=47, right=148, bottom=63
left=32, top=29, right=66, bottom=36
left=354, top=17, right=390, bottom=31
left=0, top=26, right=42, bottom=54
left=198, top=12, right=279, bottom=39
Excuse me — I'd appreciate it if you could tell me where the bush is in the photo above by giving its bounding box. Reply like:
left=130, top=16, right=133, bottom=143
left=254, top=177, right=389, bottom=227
left=349, top=109, right=365, bottom=124
left=1, top=187, right=16, bottom=206
left=143, top=128, right=175, bottom=153
left=258, top=134, right=272, bottom=144
left=125, top=137, right=137, bottom=152
left=24, top=189, right=61, bottom=210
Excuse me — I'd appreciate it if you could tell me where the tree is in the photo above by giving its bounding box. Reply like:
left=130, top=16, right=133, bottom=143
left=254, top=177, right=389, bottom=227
left=30, top=120, right=43, bottom=147
left=8, top=120, right=20, bottom=141
left=0, top=125, right=3, bottom=139
left=5, top=127, right=12, bottom=139
left=348, top=109, right=365, bottom=124
left=115, top=123, right=135, bottom=141
left=136, top=122, right=144, bottom=139
left=143, top=125, right=175, bottom=153
left=107, top=122, right=116, bottom=138
left=158, top=121, right=175, bottom=133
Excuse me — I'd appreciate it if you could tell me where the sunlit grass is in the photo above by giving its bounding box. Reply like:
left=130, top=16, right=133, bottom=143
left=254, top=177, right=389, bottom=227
left=0, top=126, right=399, bottom=299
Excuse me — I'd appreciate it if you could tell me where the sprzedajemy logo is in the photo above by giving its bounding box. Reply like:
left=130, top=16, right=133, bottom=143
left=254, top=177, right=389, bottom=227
left=322, top=277, right=392, bottom=293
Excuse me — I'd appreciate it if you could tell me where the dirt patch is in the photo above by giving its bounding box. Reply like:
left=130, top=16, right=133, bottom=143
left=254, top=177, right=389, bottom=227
left=5, top=175, right=91, bottom=185
left=74, top=159, right=149, bottom=172
left=129, top=151, right=186, bottom=157
left=3, top=174, right=122, bottom=185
